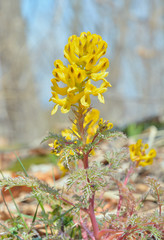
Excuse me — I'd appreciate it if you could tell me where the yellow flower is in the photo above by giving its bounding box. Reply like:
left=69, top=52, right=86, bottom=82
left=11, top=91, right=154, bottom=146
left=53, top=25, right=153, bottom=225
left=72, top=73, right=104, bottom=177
left=48, top=140, right=61, bottom=156
left=61, top=109, right=112, bottom=147
left=98, top=118, right=113, bottom=131
left=57, top=160, right=69, bottom=176
left=84, top=109, right=100, bottom=144
left=61, top=129, right=72, bottom=141
left=64, top=32, right=108, bottom=69
left=61, top=109, right=100, bottom=145
left=129, top=139, right=156, bottom=167
left=50, top=32, right=111, bottom=115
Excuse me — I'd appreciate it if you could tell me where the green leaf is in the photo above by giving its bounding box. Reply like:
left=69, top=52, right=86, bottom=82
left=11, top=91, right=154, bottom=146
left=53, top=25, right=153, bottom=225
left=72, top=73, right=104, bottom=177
left=41, top=132, right=65, bottom=144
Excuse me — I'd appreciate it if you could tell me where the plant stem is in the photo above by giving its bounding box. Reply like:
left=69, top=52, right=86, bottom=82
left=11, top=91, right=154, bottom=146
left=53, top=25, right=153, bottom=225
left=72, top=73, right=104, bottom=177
left=155, top=185, right=162, bottom=217
left=117, top=165, right=134, bottom=217
left=77, top=104, right=100, bottom=239
left=88, top=193, right=99, bottom=239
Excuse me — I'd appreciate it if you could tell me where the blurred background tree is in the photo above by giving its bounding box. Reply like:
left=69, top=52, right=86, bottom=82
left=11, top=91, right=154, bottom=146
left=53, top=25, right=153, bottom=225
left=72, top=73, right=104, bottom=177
left=0, top=0, right=164, bottom=146
left=0, top=0, right=45, bottom=145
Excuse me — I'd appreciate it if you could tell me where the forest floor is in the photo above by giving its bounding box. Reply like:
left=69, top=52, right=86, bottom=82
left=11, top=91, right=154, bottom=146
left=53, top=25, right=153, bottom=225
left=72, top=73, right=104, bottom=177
left=0, top=127, right=164, bottom=238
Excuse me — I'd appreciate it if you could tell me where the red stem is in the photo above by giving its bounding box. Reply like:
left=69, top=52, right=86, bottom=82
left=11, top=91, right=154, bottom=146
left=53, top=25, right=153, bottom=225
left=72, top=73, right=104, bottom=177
left=117, top=221, right=163, bottom=240
left=83, top=152, right=99, bottom=239
left=117, top=165, right=134, bottom=217
left=88, top=193, right=99, bottom=239
left=77, top=104, right=100, bottom=239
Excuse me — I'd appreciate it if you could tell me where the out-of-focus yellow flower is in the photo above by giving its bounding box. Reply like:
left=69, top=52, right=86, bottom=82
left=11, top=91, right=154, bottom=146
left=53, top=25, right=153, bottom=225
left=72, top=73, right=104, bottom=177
left=129, top=139, right=156, bottom=167
left=98, top=118, right=113, bottom=131
left=50, top=32, right=111, bottom=115
left=48, top=140, right=62, bottom=156
left=57, top=160, right=69, bottom=176
left=57, top=148, right=75, bottom=175
left=61, top=129, right=72, bottom=141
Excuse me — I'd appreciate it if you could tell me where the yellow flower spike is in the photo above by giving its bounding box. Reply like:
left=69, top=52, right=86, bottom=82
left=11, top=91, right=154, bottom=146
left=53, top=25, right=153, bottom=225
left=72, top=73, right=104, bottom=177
left=129, top=139, right=156, bottom=167
left=50, top=32, right=111, bottom=114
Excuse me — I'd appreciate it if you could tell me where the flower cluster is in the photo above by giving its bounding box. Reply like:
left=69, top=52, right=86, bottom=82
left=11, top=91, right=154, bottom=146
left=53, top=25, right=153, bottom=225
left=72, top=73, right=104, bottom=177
left=129, top=139, right=156, bottom=167
left=49, top=32, right=111, bottom=115
left=49, top=108, right=113, bottom=172
left=62, top=108, right=100, bottom=144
